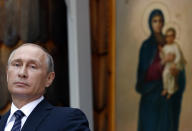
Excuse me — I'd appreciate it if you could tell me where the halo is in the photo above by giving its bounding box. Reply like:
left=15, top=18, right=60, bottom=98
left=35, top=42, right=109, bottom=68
left=142, top=1, right=171, bottom=36
left=163, top=21, right=181, bottom=41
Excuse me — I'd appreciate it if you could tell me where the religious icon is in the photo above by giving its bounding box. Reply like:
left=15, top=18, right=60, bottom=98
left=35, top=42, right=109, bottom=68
left=116, top=0, right=191, bottom=130
left=136, top=9, right=186, bottom=131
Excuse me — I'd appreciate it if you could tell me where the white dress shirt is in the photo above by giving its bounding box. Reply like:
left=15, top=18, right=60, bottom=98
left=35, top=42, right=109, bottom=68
left=4, top=96, right=44, bottom=131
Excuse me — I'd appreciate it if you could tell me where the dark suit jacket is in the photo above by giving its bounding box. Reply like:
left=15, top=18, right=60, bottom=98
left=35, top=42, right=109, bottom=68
left=0, top=99, right=90, bottom=131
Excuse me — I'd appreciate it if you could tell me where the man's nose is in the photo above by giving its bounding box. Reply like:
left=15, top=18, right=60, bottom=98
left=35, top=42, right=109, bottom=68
left=18, top=66, right=28, bottom=78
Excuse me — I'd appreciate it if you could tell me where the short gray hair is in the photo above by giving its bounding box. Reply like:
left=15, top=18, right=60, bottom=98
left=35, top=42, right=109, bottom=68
left=8, top=44, right=54, bottom=73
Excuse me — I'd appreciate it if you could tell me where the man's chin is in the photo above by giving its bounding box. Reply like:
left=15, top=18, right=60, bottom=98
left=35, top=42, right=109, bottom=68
left=11, top=92, right=31, bottom=98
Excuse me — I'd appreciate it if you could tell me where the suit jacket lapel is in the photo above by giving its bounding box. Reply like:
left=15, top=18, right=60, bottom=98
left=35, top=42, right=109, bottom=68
left=21, top=99, right=53, bottom=131
left=0, top=111, right=10, bottom=131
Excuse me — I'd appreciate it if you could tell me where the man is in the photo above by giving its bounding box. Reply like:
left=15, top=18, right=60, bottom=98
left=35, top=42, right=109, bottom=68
left=0, top=44, right=90, bottom=131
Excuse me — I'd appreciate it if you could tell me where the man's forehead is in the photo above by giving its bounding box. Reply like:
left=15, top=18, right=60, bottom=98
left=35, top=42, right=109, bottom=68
left=11, top=45, right=47, bottom=62
left=17, top=45, right=45, bottom=54
left=16, top=44, right=45, bottom=52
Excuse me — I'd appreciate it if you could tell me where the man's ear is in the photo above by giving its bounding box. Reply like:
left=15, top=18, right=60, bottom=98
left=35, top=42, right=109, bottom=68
left=45, top=72, right=55, bottom=87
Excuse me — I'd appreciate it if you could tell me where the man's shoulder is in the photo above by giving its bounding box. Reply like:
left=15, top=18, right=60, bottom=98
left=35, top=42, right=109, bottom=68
left=38, top=99, right=88, bottom=120
left=52, top=106, right=86, bottom=117
left=45, top=106, right=90, bottom=130
left=51, top=106, right=88, bottom=121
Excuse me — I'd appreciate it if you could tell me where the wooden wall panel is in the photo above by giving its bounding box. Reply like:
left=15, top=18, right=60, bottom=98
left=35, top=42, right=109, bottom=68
left=90, top=0, right=116, bottom=130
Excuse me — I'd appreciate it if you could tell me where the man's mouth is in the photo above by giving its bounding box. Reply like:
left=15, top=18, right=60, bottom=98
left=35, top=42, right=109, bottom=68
left=14, top=82, right=29, bottom=87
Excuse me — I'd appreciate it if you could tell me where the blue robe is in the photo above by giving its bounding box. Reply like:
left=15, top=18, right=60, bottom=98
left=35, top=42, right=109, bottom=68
left=136, top=35, right=186, bottom=131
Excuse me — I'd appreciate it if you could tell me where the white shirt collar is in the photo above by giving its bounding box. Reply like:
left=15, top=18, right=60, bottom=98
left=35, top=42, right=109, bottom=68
left=7, top=96, right=44, bottom=125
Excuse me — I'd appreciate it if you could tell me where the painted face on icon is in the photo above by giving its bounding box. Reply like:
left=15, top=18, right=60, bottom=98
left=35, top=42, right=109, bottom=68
left=151, top=15, right=163, bottom=33
left=165, top=30, right=175, bottom=44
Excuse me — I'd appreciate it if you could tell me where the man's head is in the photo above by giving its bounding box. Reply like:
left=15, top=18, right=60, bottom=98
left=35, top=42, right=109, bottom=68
left=7, top=44, right=55, bottom=100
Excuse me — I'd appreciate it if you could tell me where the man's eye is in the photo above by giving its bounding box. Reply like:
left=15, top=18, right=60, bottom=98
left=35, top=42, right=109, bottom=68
left=30, top=65, right=37, bottom=69
left=13, top=63, right=20, bottom=67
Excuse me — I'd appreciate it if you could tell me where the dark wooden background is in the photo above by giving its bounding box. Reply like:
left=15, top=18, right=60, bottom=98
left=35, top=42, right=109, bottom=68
left=90, top=0, right=116, bottom=130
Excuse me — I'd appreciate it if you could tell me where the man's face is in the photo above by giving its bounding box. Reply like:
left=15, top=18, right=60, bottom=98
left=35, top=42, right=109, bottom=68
left=7, top=45, right=53, bottom=99
left=151, top=15, right=163, bottom=33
